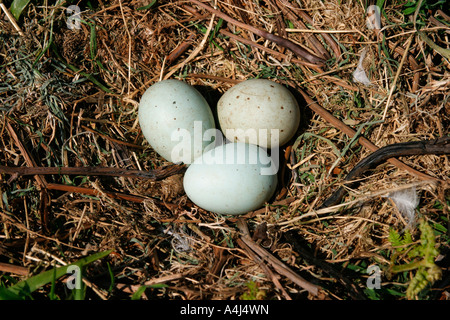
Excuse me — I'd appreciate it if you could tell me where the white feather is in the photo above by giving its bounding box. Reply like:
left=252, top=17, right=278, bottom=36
left=164, top=227, right=191, bottom=252
left=352, top=47, right=372, bottom=86
left=386, top=187, right=419, bottom=227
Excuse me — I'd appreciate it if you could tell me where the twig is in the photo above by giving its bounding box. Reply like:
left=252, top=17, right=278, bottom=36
left=118, top=0, right=132, bottom=96
left=0, top=3, right=24, bottom=36
left=187, top=73, right=241, bottom=84
left=207, top=246, right=228, bottom=283
left=275, top=180, right=439, bottom=226
left=437, top=9, right=450, bottom=22
left=46, top=183, right=146, bottom=203
left=81, top=125, right=145, bottom=149
left=0, top=209, right=86, bottom=249
left=375, top=35, right=414, bottom=141
left=236, top=219, right=321, bottom=297
left=228, top=197, right=296, bottom=221
left=166, top=33, right=196, bottom=65
left=236, top=237, right=292, bottom=300
left=6, top=122, right=51, bottom=233
left=116, top=273, right=187, bottom=295
left=0, top=164, right=186, bottom=181
left=283, top=231, right=367, bottom=299
left=190, top=0, right=325, bottom=65
left=220, top=29, right=320, bottom=69
left=6, top=123, right=48, bottom=189
left=0, top=262, right=29, bottom=276
left=387, top=41, right=422, bottom=92
left=275, top=0, right=330, bottom=60
left=162, top=1, right=217, bottom=80
left=46, top=183, right=181, bottom=212
left=284, top=28, right=367, bottom=34
left=284, top=1, right=341, bottom=59
left=320, top=136, right=450, bottom=208
left=296, top=88, right=441, bottom=183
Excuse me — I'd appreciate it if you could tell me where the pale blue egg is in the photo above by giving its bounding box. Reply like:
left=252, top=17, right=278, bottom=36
left=139, top=80, right=216, bottom=164
left=183, top=142, right=277, bottom=215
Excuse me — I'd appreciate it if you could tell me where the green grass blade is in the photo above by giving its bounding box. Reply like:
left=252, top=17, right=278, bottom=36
left=47, top=41, right=111, bottom=93
left=137, top=0, right=157, bottom=11
left=131, top=284, right=168, bottom=300
left=48, top=266, right=59, bottom=300
left=50, top=43, right=112, bottom=93
left=0, top=286, right=24, bottom=300
left=106, top=262, right=115, bottom=294
left=90, top=23, right=98, bottom=69
left=418, top=31, right=450, bottom=60
left=72, top=275, right=85, bottom=300
left=2, top=250, right=111, bottom=300
left=10, top=0, right=31, bottom=20
left=131, top=286, right=148, bottom=300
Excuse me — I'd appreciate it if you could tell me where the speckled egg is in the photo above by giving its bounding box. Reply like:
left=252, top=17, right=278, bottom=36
left=138, top=80, right=216, bottom=164
left=183, top=142, right=277, bottom=215
left=217, top=79, right=300, bottom=148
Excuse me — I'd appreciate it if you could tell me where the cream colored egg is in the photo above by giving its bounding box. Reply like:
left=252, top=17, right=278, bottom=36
left=217, top=79, right=300, bottom=148
left=183, top=142, right=277, bottom=215
left=138, top=80, right=216, bottom=164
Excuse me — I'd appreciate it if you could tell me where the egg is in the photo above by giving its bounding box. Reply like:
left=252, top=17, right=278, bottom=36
left=138, top=79, right=216, bottom=164
left=183, top=142, right=277, bottom=215
left=217, top=79, right=300, bottom=148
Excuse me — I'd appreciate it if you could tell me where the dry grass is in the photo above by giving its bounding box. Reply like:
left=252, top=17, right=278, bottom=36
left=0, top=0, right=449, bottom=300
